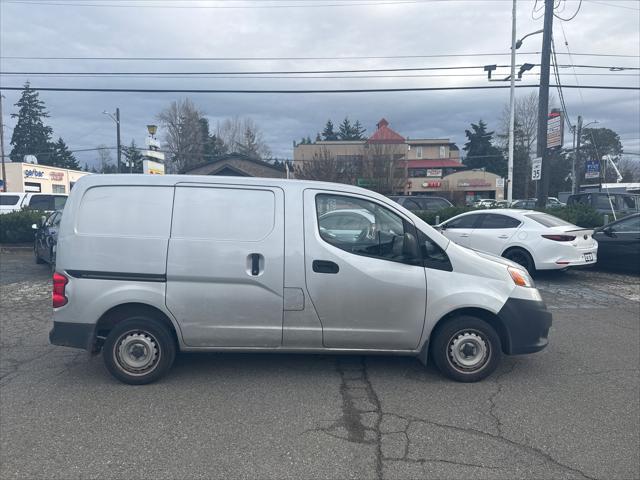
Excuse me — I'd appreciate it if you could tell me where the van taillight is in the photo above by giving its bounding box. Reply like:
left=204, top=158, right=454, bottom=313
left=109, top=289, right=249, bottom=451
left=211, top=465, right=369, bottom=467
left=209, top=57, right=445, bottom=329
left=53, top=273, right=68, bottom=308
left=542, top=234, right=576, bottom=242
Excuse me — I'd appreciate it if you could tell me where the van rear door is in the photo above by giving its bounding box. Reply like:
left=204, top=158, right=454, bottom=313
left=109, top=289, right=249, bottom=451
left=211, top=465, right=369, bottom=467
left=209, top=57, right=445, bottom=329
left=166, top=184, right=284, bottom=347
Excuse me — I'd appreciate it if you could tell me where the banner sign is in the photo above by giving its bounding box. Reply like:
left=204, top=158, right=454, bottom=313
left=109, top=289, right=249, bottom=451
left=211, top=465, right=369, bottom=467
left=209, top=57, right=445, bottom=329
left=547, top=111, right=563, bottom=149
left=143, top=159, right=165, bottom=175
left=585, top=160, right=600, bottom=179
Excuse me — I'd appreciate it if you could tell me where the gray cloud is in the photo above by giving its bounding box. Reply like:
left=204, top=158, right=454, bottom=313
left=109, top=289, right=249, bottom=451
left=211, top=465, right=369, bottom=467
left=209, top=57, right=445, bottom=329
left=1, top=0, right=639, bottom=166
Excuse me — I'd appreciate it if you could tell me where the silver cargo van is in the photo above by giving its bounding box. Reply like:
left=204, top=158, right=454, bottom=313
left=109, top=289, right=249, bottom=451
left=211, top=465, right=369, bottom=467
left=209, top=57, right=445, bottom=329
left=50, top=175, right=551, bottom=384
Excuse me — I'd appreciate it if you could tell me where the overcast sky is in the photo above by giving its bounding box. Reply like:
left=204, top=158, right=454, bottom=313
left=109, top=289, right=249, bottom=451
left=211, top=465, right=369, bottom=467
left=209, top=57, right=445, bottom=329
left=1, top=0, right=639, bottom=168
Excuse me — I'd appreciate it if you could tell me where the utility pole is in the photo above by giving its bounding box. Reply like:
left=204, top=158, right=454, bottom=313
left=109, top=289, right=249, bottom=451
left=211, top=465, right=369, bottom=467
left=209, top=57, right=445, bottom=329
left=507, top=0, right=517, bottom=203
left=535, top=0, right=554, bottom=209
left=116, top=107, right=122, bottom=173
left=0, top=94, right=7, bottom=192
left=572, top=115, right=582, bottom=194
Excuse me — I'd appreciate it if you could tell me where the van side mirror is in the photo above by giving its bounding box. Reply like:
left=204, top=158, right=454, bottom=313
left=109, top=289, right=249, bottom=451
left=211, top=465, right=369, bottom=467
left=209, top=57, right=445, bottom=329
left=603, top=226, right=615, bottom=237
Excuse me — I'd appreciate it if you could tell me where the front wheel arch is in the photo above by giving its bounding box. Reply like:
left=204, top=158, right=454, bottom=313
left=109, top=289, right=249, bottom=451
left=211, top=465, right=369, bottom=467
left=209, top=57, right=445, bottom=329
left=502, top=246, right=536, bottom=273
left=428, top=307, right=510, bottom=357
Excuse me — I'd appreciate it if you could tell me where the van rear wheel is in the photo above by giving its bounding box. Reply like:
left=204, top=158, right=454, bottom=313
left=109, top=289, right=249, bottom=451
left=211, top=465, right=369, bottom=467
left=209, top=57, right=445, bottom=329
left=430, top=316, right=501, bottom=382
left=103, top=317, right=176, bottom=385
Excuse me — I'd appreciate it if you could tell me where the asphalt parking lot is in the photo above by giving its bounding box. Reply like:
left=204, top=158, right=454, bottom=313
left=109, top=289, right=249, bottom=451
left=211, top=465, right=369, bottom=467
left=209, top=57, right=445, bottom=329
left=1, top=248, right=638, bottom=480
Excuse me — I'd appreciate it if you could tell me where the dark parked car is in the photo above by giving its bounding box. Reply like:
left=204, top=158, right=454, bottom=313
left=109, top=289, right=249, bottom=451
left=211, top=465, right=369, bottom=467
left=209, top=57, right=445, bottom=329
left=593, top=213, right=640, bottom=273
left=511, top=197, right=564, bottom=209
left=389, top=195, right=453, bottom=213
left=32, top=210, right=62, bottom=268
left=567, top=192, right=639, bottom=217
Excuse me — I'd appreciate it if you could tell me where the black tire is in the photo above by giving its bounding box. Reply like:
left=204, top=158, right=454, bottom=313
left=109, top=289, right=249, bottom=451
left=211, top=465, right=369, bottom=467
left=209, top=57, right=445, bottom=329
left=103, top=317, right=176, bottom=385
left=34, top=246, right=45, bottom=264
left=430, top=316, right=502, bottom=383
left=503, top=248, right=535, bottom=275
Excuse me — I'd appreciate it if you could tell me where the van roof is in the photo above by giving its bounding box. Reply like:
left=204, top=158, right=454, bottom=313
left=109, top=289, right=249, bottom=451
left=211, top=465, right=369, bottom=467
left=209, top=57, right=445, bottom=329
left=74, top=174, right=388, bottom=198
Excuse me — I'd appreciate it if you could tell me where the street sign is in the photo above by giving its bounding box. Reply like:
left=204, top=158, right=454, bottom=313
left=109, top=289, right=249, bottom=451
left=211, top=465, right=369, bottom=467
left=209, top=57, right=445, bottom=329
left=531, top=157, right=542, bottom=181
left=547, top=111, right=563, bottom=149
left=585, top=159, right=600, bottom=179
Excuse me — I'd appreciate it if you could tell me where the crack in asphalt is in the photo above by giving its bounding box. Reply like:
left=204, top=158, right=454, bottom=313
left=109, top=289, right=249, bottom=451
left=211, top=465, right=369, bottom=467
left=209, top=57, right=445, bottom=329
left=307, top=357, right=599, bottom=480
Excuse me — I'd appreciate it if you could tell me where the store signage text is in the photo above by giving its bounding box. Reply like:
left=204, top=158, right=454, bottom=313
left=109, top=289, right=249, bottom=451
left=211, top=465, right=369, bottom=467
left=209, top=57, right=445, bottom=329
left=457, top=180, right=491, bottom=188
left=24, top=169, right=45, bottom=179
left=50, top=172, right=65, bottom=181
left=421, top=181, right=442, bottom=188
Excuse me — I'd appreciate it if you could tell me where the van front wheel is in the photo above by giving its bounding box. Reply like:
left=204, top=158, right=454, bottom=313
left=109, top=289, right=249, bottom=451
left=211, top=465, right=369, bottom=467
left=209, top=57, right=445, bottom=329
left=430, top=316, right=501, bottom=382
left=103, top=317, right=176, bottom=385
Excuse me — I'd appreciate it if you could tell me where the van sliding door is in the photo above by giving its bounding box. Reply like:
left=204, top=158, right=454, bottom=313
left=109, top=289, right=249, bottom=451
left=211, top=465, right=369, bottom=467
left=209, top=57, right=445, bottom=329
left=166, top=185, right=285, bottom=347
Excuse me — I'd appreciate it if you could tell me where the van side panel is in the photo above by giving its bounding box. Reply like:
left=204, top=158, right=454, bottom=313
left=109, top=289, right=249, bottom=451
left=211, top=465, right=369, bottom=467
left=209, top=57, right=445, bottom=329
left=66, top=185, right=173, bottom=274
left=166, top=185, right=285, bottom=347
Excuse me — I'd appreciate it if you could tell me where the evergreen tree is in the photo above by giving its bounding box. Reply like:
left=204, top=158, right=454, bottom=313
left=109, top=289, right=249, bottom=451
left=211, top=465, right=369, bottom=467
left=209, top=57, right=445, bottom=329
left=322, top=120, right=338, bottom=141
left=238, top=125, right=260, bottom=159
left=199, top=118, right=228, bottom=161
left=122, top=140, right=144, bottom=173
left=50, top=137, right=80, bottom=170
left=353, top=120, right=366, bottom=140
left=9, top=82, right=54, bottom=164
left=315, top=133, right=322, bottom=142
left=306, top=136, right=312, bottom=144
left=463, top=120, right=506, bottom=177
left=338, top=117, right=354, bottom=140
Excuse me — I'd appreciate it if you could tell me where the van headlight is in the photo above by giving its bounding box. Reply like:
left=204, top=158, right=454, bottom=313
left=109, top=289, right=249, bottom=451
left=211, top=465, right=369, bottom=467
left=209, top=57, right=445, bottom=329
left=508, top=266, right=534, bottom=288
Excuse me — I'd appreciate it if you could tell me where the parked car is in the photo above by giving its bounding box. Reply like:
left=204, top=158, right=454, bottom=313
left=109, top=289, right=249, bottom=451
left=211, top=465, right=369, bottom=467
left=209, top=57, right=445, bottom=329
left=50, top=175, right=551, bottom=385
left=388, top=195, right=453, bottom=213
left=0, top=192, right=68, bottom=214
left=592, top=213, right=640, bottom=273
left=472, top=199, right=496, bottom=208
left=437, top=209, right=598, bottom=274
left=511, top=198, right=564, bottom=209
left=494, top=200, right=511, bottom=209
left=567, top=192, right=639, bottom=217
left=32, top=210, right=62, bottom=268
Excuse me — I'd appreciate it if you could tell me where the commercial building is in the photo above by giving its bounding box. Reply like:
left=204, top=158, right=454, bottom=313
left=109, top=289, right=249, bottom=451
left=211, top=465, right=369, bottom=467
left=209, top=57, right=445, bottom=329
left=183, top=153, right=287, bottom=178
left=293, top=118, right=504, bottom=203
left=0, top=162, right=89, bottom=193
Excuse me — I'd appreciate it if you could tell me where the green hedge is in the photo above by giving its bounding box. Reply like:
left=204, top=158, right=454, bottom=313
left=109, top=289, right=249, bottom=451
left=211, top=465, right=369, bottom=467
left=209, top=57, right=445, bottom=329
left=0, top=210, right=45, bottom=244
left=415, top=204, right=604, bottom=228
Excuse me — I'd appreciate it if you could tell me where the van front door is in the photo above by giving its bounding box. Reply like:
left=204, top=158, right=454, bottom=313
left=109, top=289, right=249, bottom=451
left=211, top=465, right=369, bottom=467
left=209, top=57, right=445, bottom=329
left=303, top=191, right=427, bottom=350
left=166, top=185, right=284, bottom=347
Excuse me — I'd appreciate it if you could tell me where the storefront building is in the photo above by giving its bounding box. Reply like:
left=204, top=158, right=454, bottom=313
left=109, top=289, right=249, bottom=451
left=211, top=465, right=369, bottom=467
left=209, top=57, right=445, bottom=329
left=0, top=162, right=89, bottom=194
left=411, top=169, right=505, bottom=205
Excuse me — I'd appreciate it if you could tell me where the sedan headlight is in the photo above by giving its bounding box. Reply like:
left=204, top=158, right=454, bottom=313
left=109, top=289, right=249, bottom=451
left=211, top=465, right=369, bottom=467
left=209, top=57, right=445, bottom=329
left=508, top=266, right=534, bottom=288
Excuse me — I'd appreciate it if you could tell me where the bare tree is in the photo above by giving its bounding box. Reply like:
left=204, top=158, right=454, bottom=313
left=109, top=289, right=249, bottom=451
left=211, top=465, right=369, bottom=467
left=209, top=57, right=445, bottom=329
left=360, top=143, right=407, bottom=195
left=96, top=145, right=116, bottom=173
left=618, top=157, right=640, bottom=182
left=216, top=117, right=271, bottom=160
left=294, top=147, right=359, bottom=184
left=157, top=98, right=205, bottom=173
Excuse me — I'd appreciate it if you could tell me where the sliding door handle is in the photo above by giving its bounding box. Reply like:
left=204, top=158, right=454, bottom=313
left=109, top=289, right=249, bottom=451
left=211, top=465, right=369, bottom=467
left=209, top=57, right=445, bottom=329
left=313, top=260, right=339, bottom=274
left=249, top=253, right=261, bottom=276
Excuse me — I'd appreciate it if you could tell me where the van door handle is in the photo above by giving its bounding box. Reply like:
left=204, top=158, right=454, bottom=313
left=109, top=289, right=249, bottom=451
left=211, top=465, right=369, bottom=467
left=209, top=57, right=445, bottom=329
left=459, top=233, right=470, bottom=238
left=313, top=260, right=339, bottom=274
left=498, top=234, right=509, bottom=239
left=250, top=253, right=261, bottom=276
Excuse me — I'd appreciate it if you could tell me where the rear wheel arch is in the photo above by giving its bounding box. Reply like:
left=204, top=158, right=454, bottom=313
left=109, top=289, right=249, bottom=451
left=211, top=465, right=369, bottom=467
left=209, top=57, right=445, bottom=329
left=502, top=246, right=536, bottom=271
left=94, top=303, right=180, bottom=353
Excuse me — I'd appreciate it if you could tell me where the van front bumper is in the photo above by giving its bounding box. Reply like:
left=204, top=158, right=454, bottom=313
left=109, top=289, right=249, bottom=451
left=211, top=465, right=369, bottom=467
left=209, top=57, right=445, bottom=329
left=498, top=298, right=552, bottom=355
left=49, top=322, right=94, bottom=351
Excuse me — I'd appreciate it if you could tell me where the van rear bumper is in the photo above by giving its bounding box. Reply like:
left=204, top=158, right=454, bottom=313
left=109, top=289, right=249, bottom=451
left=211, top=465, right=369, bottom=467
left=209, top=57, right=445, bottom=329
left=49, top=322, right=94, bottom=351
left=498, top=298, right=552, bottom=355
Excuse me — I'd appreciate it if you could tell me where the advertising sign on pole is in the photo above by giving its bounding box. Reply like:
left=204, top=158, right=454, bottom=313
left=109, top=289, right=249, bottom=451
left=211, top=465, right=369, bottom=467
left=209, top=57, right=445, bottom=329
left=584, top=159, right=600, bottom=179
left=143, top=159, right=165, bottom=175
left=531, top=157, right=542, bottom=181
left=547, top=111, right=563, bottom=149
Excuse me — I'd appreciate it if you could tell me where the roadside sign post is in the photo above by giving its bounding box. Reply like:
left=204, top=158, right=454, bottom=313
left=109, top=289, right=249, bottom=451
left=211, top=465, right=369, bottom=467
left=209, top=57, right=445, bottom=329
left=531, top=157, right=542, bottom=181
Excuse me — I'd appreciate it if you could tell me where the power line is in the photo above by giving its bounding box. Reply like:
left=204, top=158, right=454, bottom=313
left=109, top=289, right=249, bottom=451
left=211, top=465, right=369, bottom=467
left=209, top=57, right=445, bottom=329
left=0, top=85, right=637, bottom=93
left=552, top=37, right=573, bottom=130
left=554, top=0, right=582, bottom=21
left=2, top=0, right=457, bottom=9
left=2, top=52, right=638, bottom=61
left=3, top=72, right=636, bottom=80
left=2, top=63, right=639, bottom=76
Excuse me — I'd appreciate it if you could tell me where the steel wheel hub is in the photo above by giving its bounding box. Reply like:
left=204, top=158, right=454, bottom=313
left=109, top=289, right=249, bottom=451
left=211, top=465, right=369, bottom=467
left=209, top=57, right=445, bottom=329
left=449, top=332, right=489, bottom=371
left=115, top=332, right=159, bottom=374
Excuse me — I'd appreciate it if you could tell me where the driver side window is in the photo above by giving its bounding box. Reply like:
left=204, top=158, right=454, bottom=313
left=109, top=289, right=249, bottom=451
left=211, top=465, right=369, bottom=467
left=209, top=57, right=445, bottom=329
left=316, top=194, right=420, bottom=265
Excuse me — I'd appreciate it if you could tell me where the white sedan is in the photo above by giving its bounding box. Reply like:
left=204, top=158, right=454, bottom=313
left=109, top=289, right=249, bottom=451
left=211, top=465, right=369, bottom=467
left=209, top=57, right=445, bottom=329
left=437, top=209, right=598, bottom=273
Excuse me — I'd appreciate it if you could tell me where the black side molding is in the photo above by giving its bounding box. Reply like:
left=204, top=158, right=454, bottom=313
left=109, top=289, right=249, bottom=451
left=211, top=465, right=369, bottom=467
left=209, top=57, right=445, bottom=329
left=66, top=270, right=166, bottom=282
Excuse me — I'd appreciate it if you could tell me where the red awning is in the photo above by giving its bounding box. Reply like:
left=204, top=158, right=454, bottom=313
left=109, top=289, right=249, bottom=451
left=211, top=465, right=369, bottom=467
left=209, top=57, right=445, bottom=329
left=407, top=159, right=464, bottom=168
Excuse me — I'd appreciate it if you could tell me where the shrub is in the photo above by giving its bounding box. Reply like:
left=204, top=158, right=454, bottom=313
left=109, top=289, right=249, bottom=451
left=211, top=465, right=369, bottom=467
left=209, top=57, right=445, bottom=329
left=0, top=209, right=45, bottom=244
